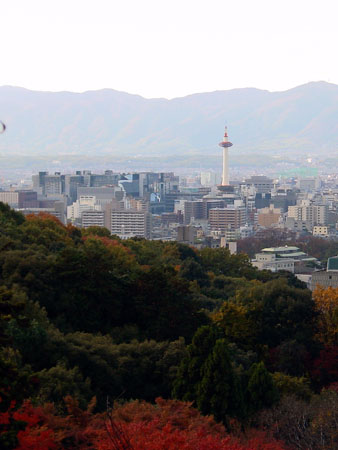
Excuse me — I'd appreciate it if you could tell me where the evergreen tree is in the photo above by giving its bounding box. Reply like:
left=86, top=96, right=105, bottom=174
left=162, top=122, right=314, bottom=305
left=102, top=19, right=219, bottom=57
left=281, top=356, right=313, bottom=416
left=246, top=361, right=279, bottom=414
left=197, top=339, right=244, bottom=422
left=173, top=327, right=244, bottom=423
left=172, top=325, right=220, bottom=401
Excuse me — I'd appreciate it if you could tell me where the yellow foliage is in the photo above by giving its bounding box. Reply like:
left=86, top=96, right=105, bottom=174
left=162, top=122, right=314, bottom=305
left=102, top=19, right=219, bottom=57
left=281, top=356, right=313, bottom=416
left=313, top=286, right=338, bottom=345
left=212, top=301, right=257, bottom=348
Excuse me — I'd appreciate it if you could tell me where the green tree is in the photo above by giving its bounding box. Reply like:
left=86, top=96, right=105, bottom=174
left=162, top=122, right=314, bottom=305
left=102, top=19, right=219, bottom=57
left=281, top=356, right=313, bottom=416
left=131, top=266, right=208, bottom=341
left=234, top=278, right=317, bottom=348
left=173, top=326, right=244, bottom=423
left=271, top=339, right=310, bottom=377
left=197, top=339, right=244, bottom=422
left=272, top=372, right=312, bottom=400
left=246, top=362, right=279, bottom=414
left=199, top=247, right=253, bottom=278
left=172, top=325, right=221, bottom=401
left=34, top=363, right=93, bottom=411
left=205, top=275, right=251, bottom=301
left=0, top=202, right=25, bottom=233
left=19, top=213, right=72, bottom=252
left=179, top=257, right=210, bottom=287
left=0, top=286, right=33, bottom=411
left=82, top=226, right=111, bottom=237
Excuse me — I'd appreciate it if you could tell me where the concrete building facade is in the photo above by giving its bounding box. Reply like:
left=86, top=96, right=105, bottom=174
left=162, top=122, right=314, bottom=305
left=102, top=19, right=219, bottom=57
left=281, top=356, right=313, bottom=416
left=81, top=210, right=105, bottom=228
left=110, top=210, right=152, bottom=239
left=209, top=203, right=246, bottom=232
left=257, top=205, right=282, bottom=228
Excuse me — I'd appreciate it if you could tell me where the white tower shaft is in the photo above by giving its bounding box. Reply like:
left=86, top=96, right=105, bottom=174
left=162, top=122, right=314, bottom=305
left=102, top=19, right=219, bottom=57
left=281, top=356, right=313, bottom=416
left=222, top=147, right=229, bottom=185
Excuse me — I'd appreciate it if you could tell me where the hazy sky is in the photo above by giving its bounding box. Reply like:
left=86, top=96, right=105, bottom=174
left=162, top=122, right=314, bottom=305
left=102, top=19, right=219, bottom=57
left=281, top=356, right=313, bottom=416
left=1, top=0, right=338, bottom=98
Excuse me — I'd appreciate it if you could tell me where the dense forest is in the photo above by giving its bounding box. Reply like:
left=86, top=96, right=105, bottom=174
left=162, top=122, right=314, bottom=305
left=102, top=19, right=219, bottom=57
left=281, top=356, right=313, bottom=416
left=0, top=202, right=337, bottom=449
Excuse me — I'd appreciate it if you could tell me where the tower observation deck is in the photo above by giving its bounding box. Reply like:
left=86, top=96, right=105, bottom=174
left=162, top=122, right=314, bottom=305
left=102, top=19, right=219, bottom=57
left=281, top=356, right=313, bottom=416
left=218, top=126, right=233, bottom=193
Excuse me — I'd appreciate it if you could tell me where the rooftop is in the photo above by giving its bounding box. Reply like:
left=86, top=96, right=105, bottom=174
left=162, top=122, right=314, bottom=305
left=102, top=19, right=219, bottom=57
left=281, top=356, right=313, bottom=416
left=327, top=256, right=338, bottom=271
left=261, top=246, right=300, bottom=252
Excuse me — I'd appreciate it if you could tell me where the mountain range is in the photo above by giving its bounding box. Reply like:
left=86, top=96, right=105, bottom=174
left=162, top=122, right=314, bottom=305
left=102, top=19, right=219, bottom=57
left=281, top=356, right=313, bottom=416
left=0, top=81, right=337, bottom=170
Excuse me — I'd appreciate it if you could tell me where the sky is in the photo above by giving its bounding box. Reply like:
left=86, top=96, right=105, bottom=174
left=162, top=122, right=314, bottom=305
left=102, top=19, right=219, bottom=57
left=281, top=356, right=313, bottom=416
left=1, top=0, right=338, bottom=98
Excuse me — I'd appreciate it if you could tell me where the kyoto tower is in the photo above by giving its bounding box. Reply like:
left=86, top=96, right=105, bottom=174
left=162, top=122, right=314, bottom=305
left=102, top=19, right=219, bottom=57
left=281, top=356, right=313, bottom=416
left=218, top=126, right=233, bottom=192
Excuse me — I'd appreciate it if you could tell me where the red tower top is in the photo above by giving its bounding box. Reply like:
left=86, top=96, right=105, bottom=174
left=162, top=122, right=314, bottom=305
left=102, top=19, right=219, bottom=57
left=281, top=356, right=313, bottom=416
left=218, top=126, right=233, bottom=148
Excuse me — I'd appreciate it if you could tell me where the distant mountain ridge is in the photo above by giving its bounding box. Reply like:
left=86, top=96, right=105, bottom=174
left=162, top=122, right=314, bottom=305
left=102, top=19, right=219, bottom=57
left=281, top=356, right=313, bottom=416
left=0, top=82, right=337, bottom=165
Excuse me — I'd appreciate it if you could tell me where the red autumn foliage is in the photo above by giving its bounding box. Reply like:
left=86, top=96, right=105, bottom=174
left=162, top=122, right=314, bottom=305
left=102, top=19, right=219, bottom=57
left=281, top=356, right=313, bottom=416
left=0, top=400, right=57, bottom=450
left=0, top=397, right=285, bottom=450
left=101, top=420, right=285, bottom=450
left=327, top=381, right=338, bottom=392
left=311, top=346, right=338, bottom=387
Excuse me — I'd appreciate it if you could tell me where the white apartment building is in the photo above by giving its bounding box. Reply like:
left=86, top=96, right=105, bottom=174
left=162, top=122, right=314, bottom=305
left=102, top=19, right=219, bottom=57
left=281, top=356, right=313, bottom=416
left=288, top=203, right=328, bottom=227
left=81, top=210, right=105, bottom=228
left=110, top=210, right=152, bottom=239
left=313, top=204, right=328, bottom=225
left=67, top=196, right=101, bottom=221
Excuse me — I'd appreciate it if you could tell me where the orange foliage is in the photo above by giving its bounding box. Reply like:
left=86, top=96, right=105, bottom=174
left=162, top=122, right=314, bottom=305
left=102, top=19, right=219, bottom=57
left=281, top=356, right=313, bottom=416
left=110, top=398, right=225, bottom=434
left=25, top=213, right=65, bottom=228
left=82, top=235, right=134, bottom=255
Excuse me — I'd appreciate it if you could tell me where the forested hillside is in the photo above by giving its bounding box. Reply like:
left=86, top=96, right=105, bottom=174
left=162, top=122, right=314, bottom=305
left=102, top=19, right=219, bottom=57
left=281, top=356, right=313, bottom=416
left=0, top=203, right=337, bottom=449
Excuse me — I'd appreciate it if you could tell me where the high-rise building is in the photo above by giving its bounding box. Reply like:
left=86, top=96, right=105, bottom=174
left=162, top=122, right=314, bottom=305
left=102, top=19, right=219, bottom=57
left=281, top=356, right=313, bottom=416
left=200, top=172, right=220, bottom=187
left=184, top=201, right=205, bottom=224
left=245, top=176, right=274, bottom=194
left=77, top=187, right=124, bottom=205
left=43, top=174, right=63, bottom=195
left=0, top=191, right=38, bottom=208
left=288, top=203, right=328, bottom=226
left=128, top=198, right=149, bottom=212
left=209, top=202, right=246, bottom=232
left=64, top=174, right=86, bottom=203
left=67, top=196, right=99, bottom=222
left=110, top=210, right=152, bottom=239
left=81, top=210, right=105, bottom=228
left=176, top=225, right=196, bottom=245
left=257, top=205, right=282, bottom=228
left=32, top=171, right=48, bottom=195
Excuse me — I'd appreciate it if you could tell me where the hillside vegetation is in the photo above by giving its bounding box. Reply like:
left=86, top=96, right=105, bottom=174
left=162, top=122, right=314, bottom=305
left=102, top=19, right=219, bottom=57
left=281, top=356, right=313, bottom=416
left=0, top=204, right=337, bottom=449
